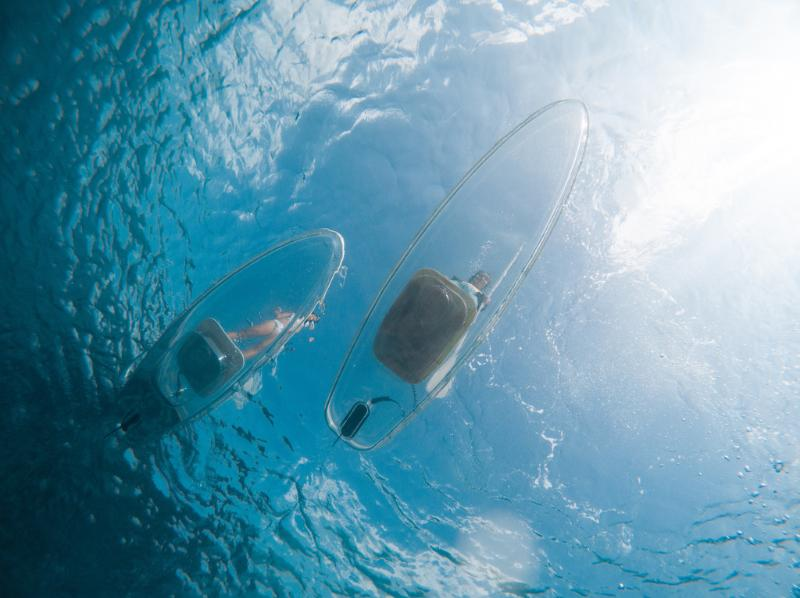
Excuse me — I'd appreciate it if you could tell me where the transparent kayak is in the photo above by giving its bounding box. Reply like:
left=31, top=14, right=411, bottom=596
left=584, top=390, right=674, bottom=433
left=114, top=229, right=345, bottom=441
left=325, top=100, right=588, bottom=450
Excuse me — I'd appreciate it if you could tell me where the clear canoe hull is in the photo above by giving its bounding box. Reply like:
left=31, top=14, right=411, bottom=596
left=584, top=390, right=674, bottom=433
left=115, top=229, right=345, bottom=442
left=325, top=100, right=588, bottom=450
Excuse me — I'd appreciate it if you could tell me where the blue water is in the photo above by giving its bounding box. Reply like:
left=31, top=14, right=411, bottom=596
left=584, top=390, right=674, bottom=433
left=3, top=0, right=800, bottom=595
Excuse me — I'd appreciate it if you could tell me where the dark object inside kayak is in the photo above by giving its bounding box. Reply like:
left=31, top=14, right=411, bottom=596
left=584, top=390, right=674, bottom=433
left=340, top=402, right=370, bottom=438
left=177, top=318, right=245, bottom=397
left=373, top=269, right=477, bottom=384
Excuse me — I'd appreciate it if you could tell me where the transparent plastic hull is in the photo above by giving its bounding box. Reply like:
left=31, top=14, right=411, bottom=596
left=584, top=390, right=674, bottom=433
left=118, top=229, right=344, bottom=439
left=325, top=100, right=589, bottom=450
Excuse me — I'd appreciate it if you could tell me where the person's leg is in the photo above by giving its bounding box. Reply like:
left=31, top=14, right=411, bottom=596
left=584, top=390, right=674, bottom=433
left=230, top=319, right=278, bottom=341
left=242, top=332, right=278, bottom=359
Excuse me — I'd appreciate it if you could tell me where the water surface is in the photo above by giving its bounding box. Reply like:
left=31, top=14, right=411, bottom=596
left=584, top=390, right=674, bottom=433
left=2, top=0, right=799, bottom=595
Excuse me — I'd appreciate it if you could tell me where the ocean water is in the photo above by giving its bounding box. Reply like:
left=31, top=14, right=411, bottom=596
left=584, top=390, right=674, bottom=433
left=2, top=0, right=800, bottom=595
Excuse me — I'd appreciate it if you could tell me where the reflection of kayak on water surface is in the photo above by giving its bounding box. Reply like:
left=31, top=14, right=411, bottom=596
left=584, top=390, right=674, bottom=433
left=108, top=229, right=344, bottom=443
left=326, top=100, right=589, bottom=450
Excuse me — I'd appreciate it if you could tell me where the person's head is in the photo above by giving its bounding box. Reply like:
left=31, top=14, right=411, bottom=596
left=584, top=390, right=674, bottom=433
left=469, top=270, right=491, bottom=291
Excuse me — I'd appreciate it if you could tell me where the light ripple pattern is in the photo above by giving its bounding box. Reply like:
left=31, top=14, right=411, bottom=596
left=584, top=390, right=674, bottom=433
left=1, top=0, right=800, bottom=595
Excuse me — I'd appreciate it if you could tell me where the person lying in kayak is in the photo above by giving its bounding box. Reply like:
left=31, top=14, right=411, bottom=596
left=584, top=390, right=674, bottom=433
left=230, top=308, right=319, bottom=359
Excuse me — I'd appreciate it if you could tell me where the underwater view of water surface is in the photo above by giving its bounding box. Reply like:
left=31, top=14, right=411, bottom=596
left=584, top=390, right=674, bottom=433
left=2, top=0, right=800, bottom=595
